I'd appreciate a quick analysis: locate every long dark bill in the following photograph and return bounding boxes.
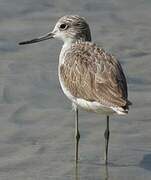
[19,32,54,45]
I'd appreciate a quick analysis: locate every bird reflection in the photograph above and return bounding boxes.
[104,165,109,180]
[75,163,80,180]
[74,163,109,180]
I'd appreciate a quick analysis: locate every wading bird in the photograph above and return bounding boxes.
[19,15,131,164]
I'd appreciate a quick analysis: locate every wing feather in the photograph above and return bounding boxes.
[60,42,130,108]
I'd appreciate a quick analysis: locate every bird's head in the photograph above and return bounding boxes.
[19,15,91,45]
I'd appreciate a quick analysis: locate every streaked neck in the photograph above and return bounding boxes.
[59,37,91,65]
[59,39,73,65]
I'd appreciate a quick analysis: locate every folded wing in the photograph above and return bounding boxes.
[60,42,130,109]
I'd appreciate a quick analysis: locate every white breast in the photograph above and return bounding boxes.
[58,42,76,101]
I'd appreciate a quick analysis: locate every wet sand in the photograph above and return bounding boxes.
[0,0,151,179]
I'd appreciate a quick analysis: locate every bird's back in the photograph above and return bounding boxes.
[59,41,131,114]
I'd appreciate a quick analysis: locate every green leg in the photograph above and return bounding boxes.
[75,107,80,163]
[104,115,110,164]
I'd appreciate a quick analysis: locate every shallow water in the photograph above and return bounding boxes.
[0,0,151,179]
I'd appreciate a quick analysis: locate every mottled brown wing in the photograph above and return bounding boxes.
[60,42,128,108]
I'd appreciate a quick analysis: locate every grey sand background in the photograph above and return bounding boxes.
[0,0,151,179]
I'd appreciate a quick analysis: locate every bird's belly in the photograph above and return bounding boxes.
[58,73,114,115]
[75,98,114,114]
[58,70,76,101]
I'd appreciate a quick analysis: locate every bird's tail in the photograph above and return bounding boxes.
[112,100,132,115]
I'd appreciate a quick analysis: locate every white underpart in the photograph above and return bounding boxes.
[59,40,73,65]
[58,75,124,115]
[58,41,126,115]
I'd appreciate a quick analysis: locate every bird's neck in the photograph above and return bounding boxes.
[59,38,88,65]
[63,39,74,49]
[59,40,73,65]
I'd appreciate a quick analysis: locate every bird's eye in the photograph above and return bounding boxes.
[59,24,68,30]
